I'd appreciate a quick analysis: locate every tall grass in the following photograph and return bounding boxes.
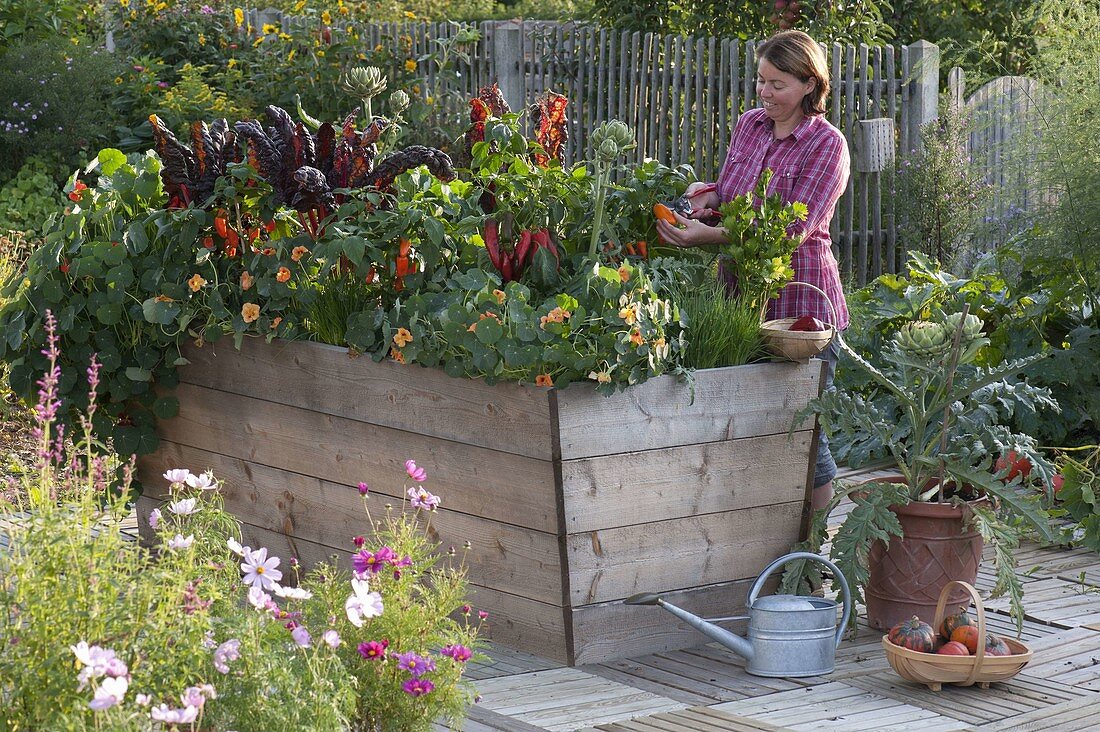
[304,271,381,345]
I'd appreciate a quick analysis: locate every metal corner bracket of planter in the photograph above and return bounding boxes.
[135,338,826,665]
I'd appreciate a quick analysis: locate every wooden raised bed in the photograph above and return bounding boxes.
[136,338,823,665]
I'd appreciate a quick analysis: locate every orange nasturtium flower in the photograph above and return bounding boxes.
[271,316,282,329]
[393,327,413,348]
[188,274,207,292]
[276,266,291,283]
[240,271,254,290]
[618,265,631,282]
[535,374,554,387]
[630,329,645,346]
[241,303,260,323]
[619,304,637,325]
[588,369,612,384]
[390,347,406,364]
[291,245,309,262]
[492,289,506,304]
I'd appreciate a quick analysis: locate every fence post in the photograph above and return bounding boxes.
[905,40,940,152]
[491,21,526,112]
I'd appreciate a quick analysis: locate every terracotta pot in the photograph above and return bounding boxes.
[862,476,985,631]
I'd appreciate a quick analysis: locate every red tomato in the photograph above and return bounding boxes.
[1052,474,1065,495]
[995,450,1032,482]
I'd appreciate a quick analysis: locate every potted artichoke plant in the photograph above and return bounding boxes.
[788,303,1059,631]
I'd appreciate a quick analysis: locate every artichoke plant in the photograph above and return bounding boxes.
[790,304,1060,626]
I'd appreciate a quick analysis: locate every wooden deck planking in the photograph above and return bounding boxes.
[971,694,1100,731]
[584,706,793,731]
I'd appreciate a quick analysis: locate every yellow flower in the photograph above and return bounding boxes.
[188,274,206,292]
[234,7,244,27]
[339,5,348,14]
[129,9,136,18]
[316,50,325,57]
[403,10,416,18]
[393,327,413,348]
[321,10,332,24]
[404,59,416,73]
[492,289,506,304]
[293,0,305,10]
[425,95,433,105]
[619,304,637,325]
[242,303,260,323]
[535,374,554,387]
[291,246,309,262]
[374,43,383,52]
[287,49,296,61]
[390,347,405,364]
[588,370,612,384]
[240,271,254,290]
[411,85,420,95]
[118,0,129,7]
[153,1,166,11]
[114,76,123,85]
[252,36,264,48]
[357,53,366,60]
[227,58,238,69]
[262,23,277,34]
[278,32,291,41]
[198,33,205,46]
[276,267,291,283]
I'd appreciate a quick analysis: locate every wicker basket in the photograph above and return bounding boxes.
[760,282,837,362]
[882,580,1032,691]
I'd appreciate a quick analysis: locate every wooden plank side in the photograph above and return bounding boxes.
[158,382,560,533]
[570,577,758,666]
[554,361,822,460]
[137,442,564,604]
[178,339,554,461]
[567,502,805,604]
[560,431,813,533]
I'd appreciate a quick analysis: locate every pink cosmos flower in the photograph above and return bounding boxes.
[240,547,282,590]
[181,684,216,709]
[163,468,191,485]
[274,584,312,600]
[213,639,241,673]
[358,481,370,495]
[185,472,216,490]
[227,537,251,558]
[148,508,161,530]
[247,586,273,611]
[323,630,341,649]
[405,459,427,482]
[357,639,388,660]
[353,546,395,575]
[440,644,473,662]
[407,485,440,511]
[402,678,435,696]
[478,610,489,620]
[291,626,311,647]
[135,693,152,706]
[395,651,435,677]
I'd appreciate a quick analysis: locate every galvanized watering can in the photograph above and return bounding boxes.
[625,552,851,678]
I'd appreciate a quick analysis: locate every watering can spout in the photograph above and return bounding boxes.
[637,597,755,662]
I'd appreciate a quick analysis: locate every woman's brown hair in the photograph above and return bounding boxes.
[757,30,830,116]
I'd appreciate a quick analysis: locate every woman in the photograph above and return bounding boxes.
[657,30,850,512]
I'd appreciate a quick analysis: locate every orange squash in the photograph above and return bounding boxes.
[985,634,1012,656]
[940,606,976,640]
[888,616,938,653]
[950,625,982,654]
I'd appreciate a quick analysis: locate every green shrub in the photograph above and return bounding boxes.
[0,158,65,237]
[0,37,125,182]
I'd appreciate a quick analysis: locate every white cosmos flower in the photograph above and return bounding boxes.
[185,472,216,490]
[240,547,282,590]
[88,675,129,711]
[163,469,192,485]
[273,584,312,600]
[227,537,251,558]
[345,578,384,627]
[167,534,194,551]
[247,586,272,610]
[167,498,198,516]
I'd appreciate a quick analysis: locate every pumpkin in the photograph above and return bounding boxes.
[888,616,938,653]
[985,634,1012,656]
[936,640,970,656]
[940,606,976,640]
[951,625,982,654]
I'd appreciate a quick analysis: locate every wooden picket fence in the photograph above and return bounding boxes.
[248,11,959,284]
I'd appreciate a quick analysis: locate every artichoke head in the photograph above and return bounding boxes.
[341,66,388,100]
[894,320,951,358]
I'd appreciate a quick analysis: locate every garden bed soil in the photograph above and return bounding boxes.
[136,338,824,665]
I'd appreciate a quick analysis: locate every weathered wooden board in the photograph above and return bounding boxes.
[972,694,1100,731]
[586,706,794,731]
[137,443,564,605]
[560,432,812,533]
[566,502,805,604]
[553,362,822,460]
[180,339,555,461]
[158,382,560,533]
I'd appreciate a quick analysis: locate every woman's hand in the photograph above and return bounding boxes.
[657,212,727,248]
[684,182,719,216]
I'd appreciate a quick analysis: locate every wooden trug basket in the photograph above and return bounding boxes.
[760,282,836,362]
[881,580,1032,691]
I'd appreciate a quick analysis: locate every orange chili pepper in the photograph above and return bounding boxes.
[214,216,229,238]
[637,240,648,259]
[653,203,678,225]
[248,228,260,244]
[624,242,637,256]
[263,219,276,233]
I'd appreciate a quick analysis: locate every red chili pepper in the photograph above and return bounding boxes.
[248,228,260,244]
[514,229,533,271]
[202,237,215,249]
[483,220,502,272]
[263,219,276,233]
[624,241,637,256]
[59,258,70,274]
[214,216,229,238]
[224,228,239,257]
[637,240,648,259]
[532,229,559,267]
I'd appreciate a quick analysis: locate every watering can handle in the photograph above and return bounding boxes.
[747,551,852,650]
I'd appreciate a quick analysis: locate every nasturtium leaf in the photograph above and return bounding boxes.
[126,222,149,254]
[423,216,444,246]
[474,317,503,344]
[97,148,127,176]
[125,367,152,382]
[142,297,180,325]
[96,302,123,325]
[152,396,179,419]
[114,425,160,456]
